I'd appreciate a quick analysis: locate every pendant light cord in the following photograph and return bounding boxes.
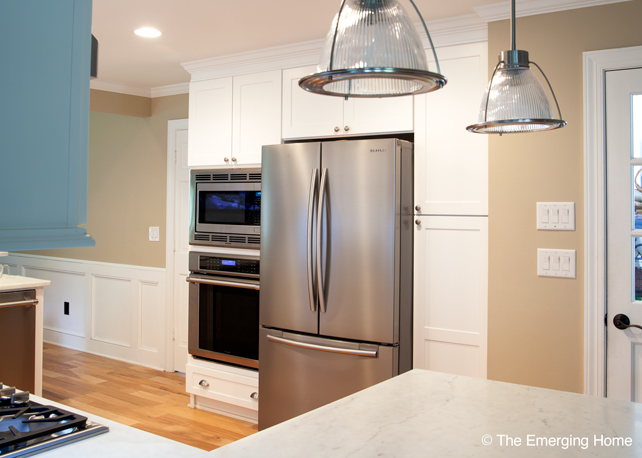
[511,0,516,51]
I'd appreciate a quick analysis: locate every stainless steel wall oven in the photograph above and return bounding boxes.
[187,251,259,370]
[189,168,261,249]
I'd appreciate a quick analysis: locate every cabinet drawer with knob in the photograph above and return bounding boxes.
[186,362,259,411]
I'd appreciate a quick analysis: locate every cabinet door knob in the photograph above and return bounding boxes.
[199,379,210,388]
[334,126,340,132]
[344,126,350,131]
[415,205,421,212]
[231,157,237,163]
[250,391,259,400]
[224,157,230,163]
[415,219,421,226]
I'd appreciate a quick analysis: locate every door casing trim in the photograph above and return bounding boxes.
[584,45,642,397]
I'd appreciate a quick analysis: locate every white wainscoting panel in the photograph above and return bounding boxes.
[23,266,86,338]
[5,254,168,370]
[91,275,132,347]
[140,281,160,352]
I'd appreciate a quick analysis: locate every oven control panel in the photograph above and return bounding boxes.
[193,253,260,277]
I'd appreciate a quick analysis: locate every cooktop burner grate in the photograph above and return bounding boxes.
[0,385,108,457]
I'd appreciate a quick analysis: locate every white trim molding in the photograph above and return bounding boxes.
[90,79,152,97]
[583,45,642,397]
[475,0,631,22]
[151,83,190,98]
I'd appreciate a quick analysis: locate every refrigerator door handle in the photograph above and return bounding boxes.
[316,167,328,313]
[266,334,378,358]
[307,168,318,312]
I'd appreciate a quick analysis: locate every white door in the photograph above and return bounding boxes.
[606,67,642,401]
[172,125,190,373]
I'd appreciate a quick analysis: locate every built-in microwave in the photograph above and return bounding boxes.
[189,168,261,248]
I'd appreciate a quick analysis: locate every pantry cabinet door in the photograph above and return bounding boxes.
[188,77,233,167]
[413,215,488,379]
[232,70,282,165]
[282,65,343,139]
[414,42,488,216]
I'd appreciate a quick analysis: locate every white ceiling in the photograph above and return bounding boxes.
[90,0,628,92]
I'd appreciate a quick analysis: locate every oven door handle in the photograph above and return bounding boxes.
[186,276,260,290]
[267,334,378,358]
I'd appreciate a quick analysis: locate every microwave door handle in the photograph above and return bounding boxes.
[307,168,318,312]
[316,168,328,314]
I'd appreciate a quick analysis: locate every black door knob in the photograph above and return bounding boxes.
[613,313,642,331]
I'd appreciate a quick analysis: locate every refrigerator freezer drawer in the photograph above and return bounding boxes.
[258,328,397,430]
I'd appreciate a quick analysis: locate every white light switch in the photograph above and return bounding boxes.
[537,203,575,230]
[149,226,160,242]
[538,249,576,278]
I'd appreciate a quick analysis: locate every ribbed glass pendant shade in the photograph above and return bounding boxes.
[467,0,566,134]
[299,0,446,98]
[470,64,565,134]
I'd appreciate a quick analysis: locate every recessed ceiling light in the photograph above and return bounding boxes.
[134,27,162,38]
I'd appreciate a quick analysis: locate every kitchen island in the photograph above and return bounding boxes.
[210,369,642,457]
[0,273,50,396]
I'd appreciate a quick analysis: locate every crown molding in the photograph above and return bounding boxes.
[182,14,489,82]
[151,83,190,98]
[90,79,152,97]
[474,0,631,22]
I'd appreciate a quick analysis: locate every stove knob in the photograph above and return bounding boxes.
[11,391,30,405]
[199,379,210,388]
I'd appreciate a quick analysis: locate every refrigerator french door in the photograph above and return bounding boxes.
[259,139,413,430]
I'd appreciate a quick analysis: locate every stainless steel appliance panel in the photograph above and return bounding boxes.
[258,327,396,430]
[0,290,36,393]
[260,142,321,334]
[318,139,399,344]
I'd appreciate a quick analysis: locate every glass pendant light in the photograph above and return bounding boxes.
[466,0,566,134]
[299,0,447,98]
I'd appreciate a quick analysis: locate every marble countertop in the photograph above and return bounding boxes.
[27,395,207,458]
[211,369,642,457]
[0,274,51,292]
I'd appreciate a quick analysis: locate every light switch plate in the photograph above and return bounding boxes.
[149,227,160,242]
[537,202,575,230]
[538,249,576,278]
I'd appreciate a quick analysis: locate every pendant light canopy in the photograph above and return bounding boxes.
[299,0,447,98]
[466,0,566,134]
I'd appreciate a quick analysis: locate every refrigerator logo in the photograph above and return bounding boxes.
[370,148,387,152]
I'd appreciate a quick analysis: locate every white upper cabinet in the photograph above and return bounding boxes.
[414,42,489,216]
[282,65,413,140]
[188,70,282,167]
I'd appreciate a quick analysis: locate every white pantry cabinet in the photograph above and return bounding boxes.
[188,70,282,167]
[414,42,489,216]
[413,215,488,379]
[282,65,413,139]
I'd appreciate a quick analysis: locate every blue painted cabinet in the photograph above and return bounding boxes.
[0,0,95,251]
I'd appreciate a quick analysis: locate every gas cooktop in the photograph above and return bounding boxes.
[0,384,109,457]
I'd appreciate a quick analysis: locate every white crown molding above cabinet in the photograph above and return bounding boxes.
[474,0,631,22]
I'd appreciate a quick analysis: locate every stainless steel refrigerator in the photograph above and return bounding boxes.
[259,138,413,430]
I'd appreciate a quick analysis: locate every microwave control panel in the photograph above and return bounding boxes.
[197,255,260,277]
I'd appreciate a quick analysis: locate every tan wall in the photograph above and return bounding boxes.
[487,0,642,393]
[90,89,151,117]
[29,92,189,268]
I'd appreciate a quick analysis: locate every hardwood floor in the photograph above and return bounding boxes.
[42,343,258,451]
